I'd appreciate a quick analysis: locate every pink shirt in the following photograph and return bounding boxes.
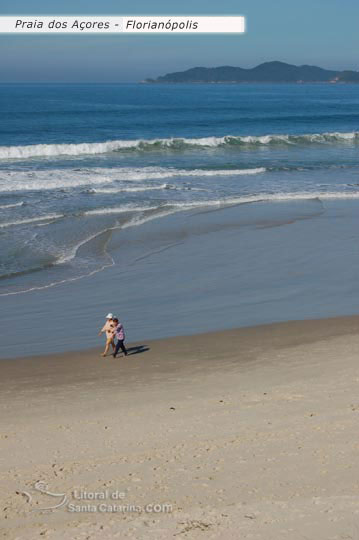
[114,323,125,341]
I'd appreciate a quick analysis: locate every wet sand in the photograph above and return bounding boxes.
[2,315,359,539]
[3,198,359,360]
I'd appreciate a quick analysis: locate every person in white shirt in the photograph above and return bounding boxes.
[98,313,115,357]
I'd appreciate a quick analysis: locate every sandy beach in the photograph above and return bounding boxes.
[2,15,359,540]
[2,315,359,539]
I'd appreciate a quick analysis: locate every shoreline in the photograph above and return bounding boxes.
[3,196,359,360]
[2,313,359,364]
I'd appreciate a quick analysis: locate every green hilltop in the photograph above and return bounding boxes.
[145,61,359,83]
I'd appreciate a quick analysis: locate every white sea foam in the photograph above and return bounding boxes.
[83,205,158,216]
[91,184,208,194]
[179,167,266,176]
[0,167,266,192]
[2,190,357,230]
[0,131,357,160]
[90,183,171,194]
[121,209,178,229]
[0,201,25,209]
[0,213,63,228]
[2,189,359,297]
[84,191,359,218]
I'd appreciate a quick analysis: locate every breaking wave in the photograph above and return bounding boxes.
[0,201,25,209]
[0,131,358,159]
[0,167,266,192]
[0,213,63,229]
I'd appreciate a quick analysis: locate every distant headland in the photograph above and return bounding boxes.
[144,61,359,84]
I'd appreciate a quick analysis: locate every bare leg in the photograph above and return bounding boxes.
[102,338,112,357]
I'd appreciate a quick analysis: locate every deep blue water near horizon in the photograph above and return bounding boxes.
[1,83,359,357]
[2,82,359,146]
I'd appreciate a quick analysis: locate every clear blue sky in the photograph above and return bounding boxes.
[0,0,358,82]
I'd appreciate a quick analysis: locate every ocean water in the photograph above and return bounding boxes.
[1,83,359,357]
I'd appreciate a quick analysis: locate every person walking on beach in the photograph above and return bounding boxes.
[98,313,115,357]
[112,318,128,358]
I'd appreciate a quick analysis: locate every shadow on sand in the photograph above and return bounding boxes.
[127,345,150,356]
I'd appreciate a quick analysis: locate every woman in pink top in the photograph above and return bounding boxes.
[112,318,128,358]
[98,313,115,357]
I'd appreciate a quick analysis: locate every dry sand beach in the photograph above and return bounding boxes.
[2,315,359,539]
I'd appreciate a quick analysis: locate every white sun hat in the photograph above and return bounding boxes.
[105,313,114,319]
